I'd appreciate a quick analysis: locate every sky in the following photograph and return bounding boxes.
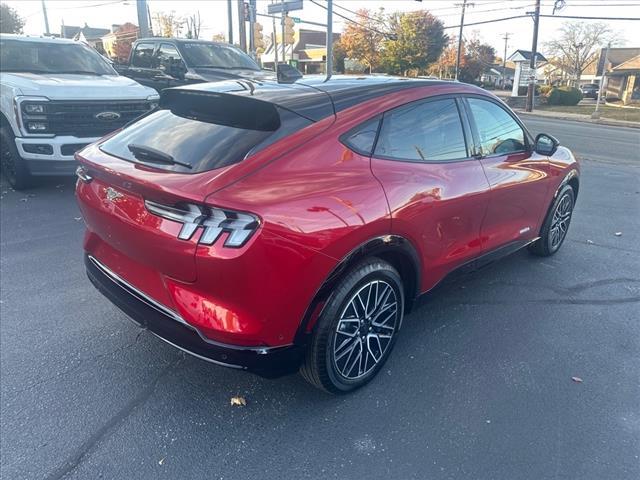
[5,0,640,58]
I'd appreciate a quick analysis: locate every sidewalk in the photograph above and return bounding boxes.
[513,108,640,129]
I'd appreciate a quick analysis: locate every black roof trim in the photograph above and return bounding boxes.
[298,75,451,113]
[169,75,455,124]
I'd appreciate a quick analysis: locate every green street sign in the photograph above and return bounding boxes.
[292,17,301,23]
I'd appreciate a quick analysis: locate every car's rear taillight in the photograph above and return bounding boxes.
[145,200,259,248]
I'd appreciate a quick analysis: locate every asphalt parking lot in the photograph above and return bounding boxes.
[1,118,639,480]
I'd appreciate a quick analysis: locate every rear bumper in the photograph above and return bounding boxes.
[85,254,305,378]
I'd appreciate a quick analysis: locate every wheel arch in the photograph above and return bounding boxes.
[294,235,421,344]
[0,107,19,137]
[558,169,579,200]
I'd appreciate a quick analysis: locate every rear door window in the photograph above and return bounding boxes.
[131,42,157,68]
[374,98,469,162]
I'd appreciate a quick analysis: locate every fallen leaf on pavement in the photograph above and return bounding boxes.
[571,376,583,383]
[230,396,247,406]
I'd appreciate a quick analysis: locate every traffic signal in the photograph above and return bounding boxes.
[284,15,295,45]
[243,2,250,21]
[254,22,264,51]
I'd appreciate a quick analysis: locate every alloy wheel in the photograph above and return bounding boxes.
[332,280,399,380]
[549,192,573,250]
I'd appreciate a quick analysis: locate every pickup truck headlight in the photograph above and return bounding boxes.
[24,103,47,114]
[147,94,160,110]
[27,122,48,132]
[144,200,260,248]
[18,98,50,134]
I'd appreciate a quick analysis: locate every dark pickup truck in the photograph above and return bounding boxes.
[116,38,287,91]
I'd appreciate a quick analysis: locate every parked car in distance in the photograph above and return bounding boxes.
[580,83,599,98]
[116,38,298,92]
[0,34,158,189]
[76,76,580,394]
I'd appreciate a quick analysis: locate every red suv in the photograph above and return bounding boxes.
[76,77,579,393]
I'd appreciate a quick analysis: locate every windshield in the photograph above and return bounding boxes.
[0,39,116,75]
[178,42,260,70]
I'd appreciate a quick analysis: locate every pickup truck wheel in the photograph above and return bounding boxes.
[300,258,404,394]
[1,127,33,190]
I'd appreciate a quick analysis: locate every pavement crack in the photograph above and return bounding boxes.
[43,355,184,480]
[6,334,146,400]
[568,239,640,254]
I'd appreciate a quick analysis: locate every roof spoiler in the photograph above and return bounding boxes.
[160,89,281,132]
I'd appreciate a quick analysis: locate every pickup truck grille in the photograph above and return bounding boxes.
[46,100,152,137]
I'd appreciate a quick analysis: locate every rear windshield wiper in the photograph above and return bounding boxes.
[127,144,192,169]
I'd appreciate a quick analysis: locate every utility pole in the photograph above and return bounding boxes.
[592,43,610,119]
[501,32,511,89]
[249,0,256,57]
[326,0,333,79]
[525,0,541,112]
[227,0,234,44]
[41,0,50,35]
[272,15,279,69]
[281,0,286,64]
[454,0,473,81]
[136,0,149,38]
[237,0,247,51]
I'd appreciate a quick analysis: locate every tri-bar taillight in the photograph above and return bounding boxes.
[144,200,259,248]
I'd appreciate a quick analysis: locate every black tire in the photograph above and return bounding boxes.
[529,184,575,257]
[1,126,33,190]
[300,257,405,394]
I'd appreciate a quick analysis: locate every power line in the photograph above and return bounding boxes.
[331,1,388,26]
[309,0,394,39]
[540,14,640,19]
[444,14,528,29]
[443,12,640,29]
[45,0,127,10]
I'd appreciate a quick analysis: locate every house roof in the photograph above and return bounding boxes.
[597,47,640,75]
[61,25,110,40]
[609,54,640,75]
[483,64,515,76]
[507,50,547,63]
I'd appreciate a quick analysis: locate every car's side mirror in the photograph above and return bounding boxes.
[168,60,187,79]
[534,133,560,156]
[277,63,303,84]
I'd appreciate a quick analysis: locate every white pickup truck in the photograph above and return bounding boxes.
[0,34,159,189]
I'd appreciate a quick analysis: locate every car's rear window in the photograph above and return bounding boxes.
[99,105,311,173]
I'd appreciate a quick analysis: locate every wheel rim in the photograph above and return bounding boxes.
[549,193,573,250]
[332,280,399,380]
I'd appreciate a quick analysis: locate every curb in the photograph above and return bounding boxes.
[514,110,640,129]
